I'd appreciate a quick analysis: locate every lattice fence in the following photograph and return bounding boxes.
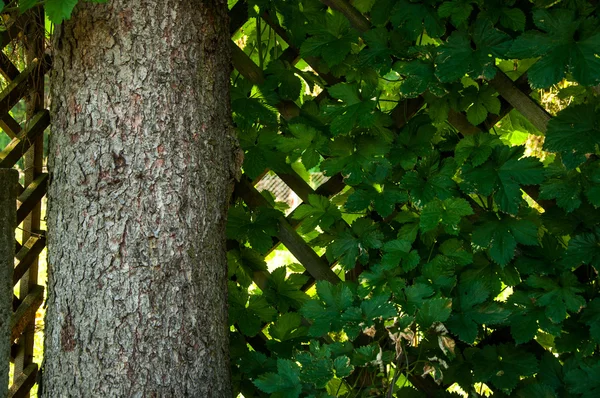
[0,6,48,397]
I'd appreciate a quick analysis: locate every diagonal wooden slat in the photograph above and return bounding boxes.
[0,113,23,139]
[0,110,49,168]
[16,173,48,225]
[7,364,37,398]
[13,235,46,286]
[490,70,552,133]
[0,51,21,81]
[235,177,342,285]
[10,285,44,342]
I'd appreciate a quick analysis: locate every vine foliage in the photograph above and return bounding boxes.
[226,0,600,396]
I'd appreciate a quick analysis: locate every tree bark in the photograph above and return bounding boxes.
[43,1,234,396]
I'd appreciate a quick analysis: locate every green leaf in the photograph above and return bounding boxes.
[300,11,357,67]
[17,0,38,14]
[279,124,328,170]
[254,359,303,397]
[333,356,354,378]
[45,0,78,23]
[526,273,585,323]
[390,0,445,40]
[265,267,310,312]
[328,218,383,269]
[269,312,308,341]
[401,154,457,207]
[394,60,436,98]
[322,135,391,185]
[301,281,356,337]
[416,297,452,329]
[455,133,502,166]
[461,145,544,214]
[581,298,600,344]
[544,104,600,168]
[499,7,526,32]
[381,239,420,272]
[264,61,302,101]
[359,27,393,72]
[293,194,342,233]
[230,284,277,336]
[461,85,502,126]
[564,228,600,270]
[438,0,473,27]
[565,361,600,398]
[436,19,512,82]
[419,197,473,235]
[472,215,539,266]
[447,281,509,343]
[226,205,281,254]
[390,114,436,170]
[325,83,378,135]
[509,9,600,88]
[471,344,538,393]
[345,185,408,218]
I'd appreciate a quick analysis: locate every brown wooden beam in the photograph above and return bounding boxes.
[16,173,48,225]
[10,285,43,342]
[0,110,49,168]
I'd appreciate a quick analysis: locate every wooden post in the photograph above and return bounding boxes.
[0,168,18,398]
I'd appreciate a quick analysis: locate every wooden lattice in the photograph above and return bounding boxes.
[0,7,49,398]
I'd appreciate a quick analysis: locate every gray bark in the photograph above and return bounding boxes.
[43,1,235,396]
[0,169,17,398]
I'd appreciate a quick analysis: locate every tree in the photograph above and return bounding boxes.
[42,0,236,395]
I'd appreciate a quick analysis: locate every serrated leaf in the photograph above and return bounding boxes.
[438,0,473,27]
[581,298,600,343]
[455,133,502,166]
[328,218,383,269]
[390,0,445,40]
[461,145,544,214]
[293,194,342,233]
[472,215,539,266]
[544,104,600,168]
[420,197,473,235]
[526,273,585,323]
[301,281,356,337]
[45,0,78,23]
[564,228,600,269]
[265,267,310,312]
[509,9,600,88]
[394,59,436,98]
[333,356,354,378]
[269,312,308,341]
[401,155,458,207]
[300,11,357,67]
[416,297,452,329]
[436,19,512,82]
[472,344,538,393]
[565,361,600,398]
[254,359,302,397]
[447,281,509,343]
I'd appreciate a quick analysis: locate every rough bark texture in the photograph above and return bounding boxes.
[43,1,234,396]
[0,169,17,398]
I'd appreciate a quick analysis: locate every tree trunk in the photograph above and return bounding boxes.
[43,1,235,396]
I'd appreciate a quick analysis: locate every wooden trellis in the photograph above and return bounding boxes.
[0,0,563,396]
[0,7,49,398]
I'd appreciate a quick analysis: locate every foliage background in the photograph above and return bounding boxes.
[223,0,600,397]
